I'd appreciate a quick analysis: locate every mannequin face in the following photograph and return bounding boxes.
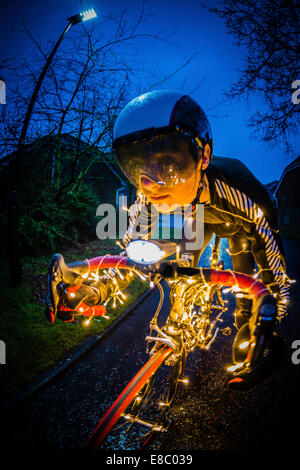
[139,144,211,213]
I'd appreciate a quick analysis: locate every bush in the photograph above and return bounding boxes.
[18,184,98,255]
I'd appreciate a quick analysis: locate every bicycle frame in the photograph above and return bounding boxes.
[145,237,228,363]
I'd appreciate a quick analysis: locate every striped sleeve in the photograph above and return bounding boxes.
[215,179,291,320]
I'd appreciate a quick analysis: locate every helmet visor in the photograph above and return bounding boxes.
[114,134,198,188]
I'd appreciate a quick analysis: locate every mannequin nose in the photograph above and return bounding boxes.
[140,175,160,191]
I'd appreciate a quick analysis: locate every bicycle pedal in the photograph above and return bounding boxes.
[123,414,166,432]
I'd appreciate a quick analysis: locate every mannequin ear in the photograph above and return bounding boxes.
[196,143,211,172]
[202,144,211,169]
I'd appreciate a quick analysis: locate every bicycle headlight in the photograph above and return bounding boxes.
[125,240,176,264]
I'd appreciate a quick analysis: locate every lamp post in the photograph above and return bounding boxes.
[8,9,97,285]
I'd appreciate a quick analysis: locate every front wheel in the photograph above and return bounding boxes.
[84,345,185,450]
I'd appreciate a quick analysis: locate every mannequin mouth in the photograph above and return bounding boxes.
[147,194,169,202]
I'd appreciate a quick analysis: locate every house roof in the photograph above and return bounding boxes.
[0,133,128,184]
[274,155,300,197]
[264,180,279,193]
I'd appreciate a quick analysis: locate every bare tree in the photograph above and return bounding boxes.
[207,0,299,148]
[0,2,204,281]
[1,2,200,198]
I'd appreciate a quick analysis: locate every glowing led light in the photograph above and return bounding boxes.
[236,293,249,298]
[232,285,241,292]
[223,287,231,294]
[227,362,244,372]
[239,341,249,350]
[150,281,155,288]
[116,269,124,280]
[69,292,75,298]
[84,319,90,326]
[116,241,124,249]
[153,425,163,432]
[135,271,147,281]
[180,378,189,384]
[79,307,84,312]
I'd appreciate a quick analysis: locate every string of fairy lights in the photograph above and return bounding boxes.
[69,235,295,333]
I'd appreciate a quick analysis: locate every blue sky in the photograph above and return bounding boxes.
[2,0,299,183]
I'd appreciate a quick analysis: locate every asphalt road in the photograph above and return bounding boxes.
[1,236,300,450]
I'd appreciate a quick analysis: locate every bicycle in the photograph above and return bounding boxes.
[47,235,280,450]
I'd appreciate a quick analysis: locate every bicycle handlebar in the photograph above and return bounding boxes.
[50,253,272,301]
[77,254,270,300]
[46,253,276,324]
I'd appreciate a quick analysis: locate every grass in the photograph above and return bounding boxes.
[0,240,148,400]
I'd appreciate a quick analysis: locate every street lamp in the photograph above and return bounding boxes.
[68,8,98,25]
[8,9,98,285]
[18,8,98,151]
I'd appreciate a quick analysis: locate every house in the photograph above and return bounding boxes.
[0,133,135,207]
[264,180,279,200]
[273,156,300,228]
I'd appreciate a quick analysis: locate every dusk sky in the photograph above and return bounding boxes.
[2,0,299,184]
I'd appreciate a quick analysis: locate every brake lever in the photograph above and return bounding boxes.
[45,253,82,322]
